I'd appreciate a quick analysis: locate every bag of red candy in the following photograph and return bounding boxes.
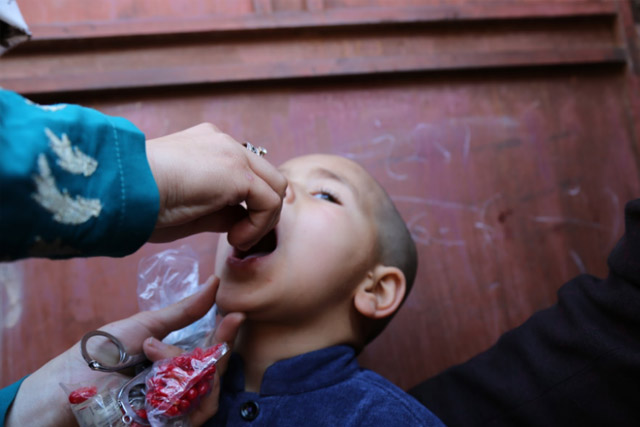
[145,342,229,426]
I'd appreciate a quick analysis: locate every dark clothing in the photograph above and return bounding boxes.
[410,199,640,426]
[207,345,444,426]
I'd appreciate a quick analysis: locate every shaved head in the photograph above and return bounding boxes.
[373,186,418,298]
[363,178,418,344]
[325,156,417,344]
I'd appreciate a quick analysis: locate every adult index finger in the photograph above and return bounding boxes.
[227,173,283,251]
[244,149,288,205]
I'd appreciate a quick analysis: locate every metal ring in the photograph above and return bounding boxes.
[244,142,268,157]
[81,330,128,372]
[80,330,146,372]
[118,370,151,426]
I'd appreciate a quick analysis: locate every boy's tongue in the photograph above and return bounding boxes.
[235,229,277,260]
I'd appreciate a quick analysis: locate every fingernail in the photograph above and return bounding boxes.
[145,337,169,350]
[197,275,217,293]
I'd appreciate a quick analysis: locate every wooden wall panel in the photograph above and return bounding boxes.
[1,0,639,393]
[16,1,619,41]
[1,17,625,94]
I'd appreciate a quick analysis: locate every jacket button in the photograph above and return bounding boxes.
[240,400,259,421]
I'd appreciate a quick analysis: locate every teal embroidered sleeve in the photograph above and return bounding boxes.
[0,89,160,259]
[0,376,26,426]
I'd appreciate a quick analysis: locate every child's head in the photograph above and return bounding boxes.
[214,154,416,350]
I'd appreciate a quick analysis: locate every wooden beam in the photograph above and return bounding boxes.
[27,2,617,42]
[2,1,624,95]
[2,47,625,95]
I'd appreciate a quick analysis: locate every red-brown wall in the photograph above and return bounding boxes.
[1,0,639,391]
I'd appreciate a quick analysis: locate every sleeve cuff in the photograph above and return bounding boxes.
[0,376,28,425]
[98,115,160,257]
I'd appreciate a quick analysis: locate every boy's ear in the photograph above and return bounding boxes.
[354,265,406,319]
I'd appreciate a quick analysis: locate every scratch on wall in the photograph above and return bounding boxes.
[569,249,587,274]
[0,263,23,330]
[604,186,622,247]
[0,262,24,374]
[531,216,606,230]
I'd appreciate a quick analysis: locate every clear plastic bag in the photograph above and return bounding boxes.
[137,245,218,349]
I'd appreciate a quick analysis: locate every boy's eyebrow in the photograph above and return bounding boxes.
[310,167,360,199]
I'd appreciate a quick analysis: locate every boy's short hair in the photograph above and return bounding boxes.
[361,180,418,345]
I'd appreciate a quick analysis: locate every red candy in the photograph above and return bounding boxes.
[178,398,191,412]
[68,386,97,404]
[145,343,226,418]
[130,408,148,427]
[135,408,148,420]
[196,380,211,396]
[185,388,199,401]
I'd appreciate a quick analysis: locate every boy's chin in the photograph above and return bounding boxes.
[215,294,234,315]
[215,282,248,312]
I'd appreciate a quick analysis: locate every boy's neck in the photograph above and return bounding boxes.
[234,317,356,393]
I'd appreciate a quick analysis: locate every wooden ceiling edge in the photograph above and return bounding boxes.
[2,47,627,97]
[26,2,618,42]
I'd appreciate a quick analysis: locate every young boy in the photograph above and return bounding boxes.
[207,154,444,426]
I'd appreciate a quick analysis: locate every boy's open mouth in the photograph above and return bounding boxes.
[233,228,278,260]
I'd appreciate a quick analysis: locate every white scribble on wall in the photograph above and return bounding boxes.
[0,263,23,330]
[341,116,520,182]
[394,193,506,248]
[569,250,587,274]
[605,187,622,247]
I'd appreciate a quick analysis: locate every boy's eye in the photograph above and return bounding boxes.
[313,191,340,204]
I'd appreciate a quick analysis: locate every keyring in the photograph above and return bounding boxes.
[118,369,151,426]
[80,330,147,372]
[81,330,151,425]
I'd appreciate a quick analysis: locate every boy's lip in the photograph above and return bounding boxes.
[225,251,273,269]
[227,227,279,268]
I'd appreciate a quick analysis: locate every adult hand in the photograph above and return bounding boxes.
[5,276,244,427]
[146,123,287,251]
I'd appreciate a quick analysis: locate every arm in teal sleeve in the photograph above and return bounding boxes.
[0,376,27,427]
[0,89,160,259]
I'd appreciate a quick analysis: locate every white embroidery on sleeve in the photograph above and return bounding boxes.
[44,127,98,176]
[31,154,102,224]
[24,98,67,112]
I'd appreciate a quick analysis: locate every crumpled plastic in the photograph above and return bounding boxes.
[137,245,218,349]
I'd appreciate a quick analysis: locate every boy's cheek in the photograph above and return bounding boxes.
[214,236,231,271]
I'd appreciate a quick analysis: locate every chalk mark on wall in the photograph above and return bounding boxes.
[395,193,506,248]
[530,216,606,230]
[462,123,471,162]
[341,116,520,182]
[569,249,587,274]
[0,263,23,330]
[407,211,467,247]
[341,115,617,260]
[605,186,622,247]
[475,193,503,245]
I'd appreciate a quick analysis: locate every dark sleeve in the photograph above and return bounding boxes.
[0,89,159,259]
[409,199,640,427]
